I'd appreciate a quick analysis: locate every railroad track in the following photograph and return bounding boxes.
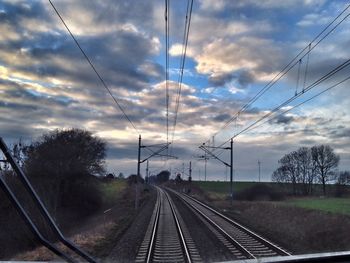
[168,188,291,261]
[136,187,201,263]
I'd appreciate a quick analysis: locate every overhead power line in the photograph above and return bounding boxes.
[216,58,350,149]
[207,3,350,142]
[49,0,139,133]
[165,0,170,146]
[242,75,350,136]
[171,0,194,146]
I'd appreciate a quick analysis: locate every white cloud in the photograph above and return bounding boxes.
[193,37,281,82]
[199,0,326,11]
[297,12,333,27]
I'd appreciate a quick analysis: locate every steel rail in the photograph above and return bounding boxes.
[146,189,161,263]
[183,192,290,256]
[139,186,193,262]
[168,188,254,259]
[163,189,192,263]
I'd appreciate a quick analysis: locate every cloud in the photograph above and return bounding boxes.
[193,37,282,85]
[199,0,326,11]
[270,114,295,125]
[1,0,349,179]
[297,12,333,27]
[213,113,232,122]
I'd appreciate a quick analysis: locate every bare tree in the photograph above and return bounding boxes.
[275,151,299,195]
[311,145,339,195]
[272,145,338,196]
[295,147,315,195]
[337,171,350,185]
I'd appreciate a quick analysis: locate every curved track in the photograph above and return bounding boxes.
[136,187,201,263]
[168,188,291,260]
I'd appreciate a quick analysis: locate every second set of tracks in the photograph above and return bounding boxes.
[136,186,291,262]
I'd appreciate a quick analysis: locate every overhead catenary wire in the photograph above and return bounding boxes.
[302,44,311,92]
[216,57,350,148]
[243,75,350,136]
[207,5,350,157]
[213,68,350,159]
[165,0,170,146]
[171,0,194,147]
[295,59,302,96]
[49,0,139,134]
[207,3,350,142]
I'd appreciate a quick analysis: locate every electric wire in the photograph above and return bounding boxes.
[302,44,311,92]
[165,0,170,146]
[214,71,350,159]
[242,75,350,136]
[295,59,302,96]
[207,3,350,142]
[215,58,350,149]
[206,5,350,157]
[171,0,194,147]
[49,0,139,133]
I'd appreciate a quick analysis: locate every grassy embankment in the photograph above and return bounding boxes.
[193,181,258,197]
[194,181,350,215]
[11,178,129,261]
[288,198,350,216]
[100,179,127,206]
[192,181,350,253]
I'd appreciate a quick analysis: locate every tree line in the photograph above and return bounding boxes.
[271,145,349,196]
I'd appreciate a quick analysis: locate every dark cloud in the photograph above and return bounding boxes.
[299,139,317,145]
[208,70,255,88]
[235,70,255,87]
[0,1,51,27]
[208,73,233,87]
[107,145,138,160]
[213,113,231,122]
[0,0,163,96]
[107,141,192,161]
[329,128,350,139]
[4,30,160,92]
[270,114,294,125]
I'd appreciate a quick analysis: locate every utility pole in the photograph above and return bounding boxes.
[182,162,185,177]
[199,141,233,204]
[230,138,233,205]
[135,137,176,209]
[204,153,207,181]
[258,160,261,183]
[189,161,192,182]
[135,135,141,209]
[146,160,149,184]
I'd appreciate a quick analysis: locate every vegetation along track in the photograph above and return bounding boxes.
[168,188,291,260]
[136,186,201,263]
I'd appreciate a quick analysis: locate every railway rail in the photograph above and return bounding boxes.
[167,188,291,260]
[136,187,201,263]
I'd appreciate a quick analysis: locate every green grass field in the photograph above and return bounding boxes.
[193,181,263,199]
[287,198,350,216]
[194,180,350,216]
[100,179,127,205]
[194,181,258,194]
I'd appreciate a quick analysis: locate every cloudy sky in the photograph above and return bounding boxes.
[1,0,350,181]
